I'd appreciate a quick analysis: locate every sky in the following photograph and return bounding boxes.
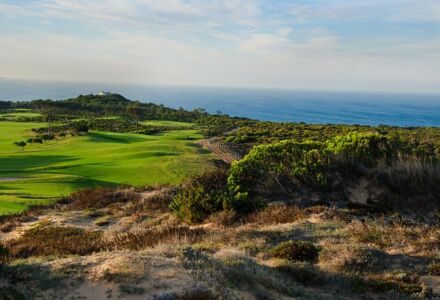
[0,0,440,93]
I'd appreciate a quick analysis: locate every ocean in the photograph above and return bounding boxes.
[1,79,439,127]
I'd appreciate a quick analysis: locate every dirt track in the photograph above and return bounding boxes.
[199,139,236,164]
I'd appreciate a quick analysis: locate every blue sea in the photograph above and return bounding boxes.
[1,79,439,127]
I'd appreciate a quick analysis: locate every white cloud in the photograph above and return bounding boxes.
[0,0,439,93]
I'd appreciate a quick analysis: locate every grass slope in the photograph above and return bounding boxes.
[141,120,195,127]
[0,121,213,215]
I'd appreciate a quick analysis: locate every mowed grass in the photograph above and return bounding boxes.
[0,121,213,215]
[141,120,195,127]
[0,109,41,120]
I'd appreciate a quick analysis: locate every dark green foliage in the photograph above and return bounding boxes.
[21,93,210,123]
[26,137,43,144]
[222,121,440,160]
[326,131,397,165]
[271,240,321,262]
[6,225,104,258]
[170,168,230,223]
[227,140,330,205]
[72,120,89,134]
[34,118,172,136]
[41,133,55,141]
[13,141,26,150]
[226,132,439,211]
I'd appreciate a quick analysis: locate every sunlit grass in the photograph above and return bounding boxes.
[0,120,213,214]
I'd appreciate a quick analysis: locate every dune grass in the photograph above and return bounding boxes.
[0,121,213,215]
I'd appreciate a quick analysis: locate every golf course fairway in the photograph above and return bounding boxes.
[0,121,213,215]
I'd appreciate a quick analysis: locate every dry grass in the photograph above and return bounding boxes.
[360,272,429,297]
[427,261,440,275]
[243,205,306,226]
[121,188,177,219]
[181,248,302,299]
[319,243,384,274]
[63,187,139,210]
[152,284,218,300]
[110,220,206,250]
[347,219,440,252]
[377,158,440,196]
[90,255,149,283]
[5,225,104,258]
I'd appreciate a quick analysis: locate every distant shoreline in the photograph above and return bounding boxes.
[1,79,439,127]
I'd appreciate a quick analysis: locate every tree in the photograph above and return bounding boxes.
[127,102,143,133]
[72,121,89,134]
[37,103,56,134]
[14,141,26,151]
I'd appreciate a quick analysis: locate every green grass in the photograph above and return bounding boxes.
[0,110,41,120]
[0,121,213,215]
[141,120,195,128]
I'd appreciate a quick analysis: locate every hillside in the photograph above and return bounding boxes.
[1,94,440,299]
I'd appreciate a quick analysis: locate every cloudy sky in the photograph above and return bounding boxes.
[1,0,440,93]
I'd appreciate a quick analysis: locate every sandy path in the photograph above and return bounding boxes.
[199,139,236,164]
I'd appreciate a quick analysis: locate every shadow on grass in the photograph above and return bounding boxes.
[0,262,65,299]
[87,132,146,144]
[0,155,78,172]
[186,142,211,154]
[182,247,430,299]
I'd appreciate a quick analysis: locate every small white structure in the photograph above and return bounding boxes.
[97,91,111,96]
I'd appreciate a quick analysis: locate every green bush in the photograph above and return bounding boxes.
[326,132,394,165]
[227,140,329,208]
[271,240,320,262]
[170,168,230,223]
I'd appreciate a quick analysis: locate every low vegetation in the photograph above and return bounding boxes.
[1,93,440,298]
[6,225,104,258]
[271,240,321,262]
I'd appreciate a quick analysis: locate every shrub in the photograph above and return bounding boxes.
[170,168,230,223]
[6,225,104,258]
[41,133,55,141]
[13,141,26,150]
[72,120,89,134]
[271,240,320,262]
[326,132,394,165]
[227,140,328,211]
